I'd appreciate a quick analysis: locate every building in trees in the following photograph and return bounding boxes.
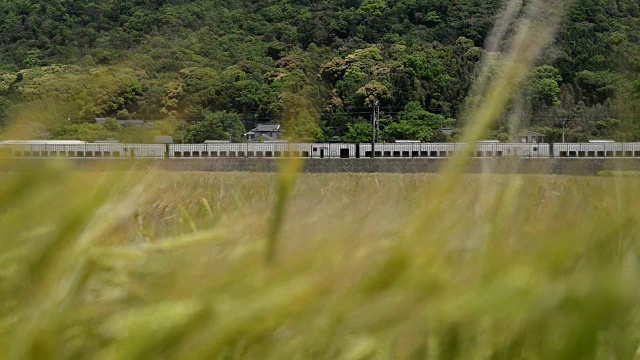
[245,123,285,142]
[514,131,545,143]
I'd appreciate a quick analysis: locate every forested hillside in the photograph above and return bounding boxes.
[0,0,639,142]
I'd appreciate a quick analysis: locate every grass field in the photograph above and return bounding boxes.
[2,161,640,359]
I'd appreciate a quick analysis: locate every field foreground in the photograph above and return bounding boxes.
[1,165,640,359]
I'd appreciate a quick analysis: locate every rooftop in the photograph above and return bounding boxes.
[251,123,283,132]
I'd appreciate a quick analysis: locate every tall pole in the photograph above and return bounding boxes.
[371,103,376,158]
[376,102,380,142]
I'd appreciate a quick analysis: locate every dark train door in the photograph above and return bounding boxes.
[320,148,324,158]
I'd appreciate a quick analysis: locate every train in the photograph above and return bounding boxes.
[1,140,640,159]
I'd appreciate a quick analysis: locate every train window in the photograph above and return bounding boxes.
[247,151,255,157]
[440,151,448,157]
[497,151,503,157]
[174,152,181,157]
[597,151,605,157]
[293,151,300,157]
[274,151,282,157]
[104,151,111,157]
[625,151,633,157]
[412,151,419,157]
[257,151,264,157]
[114,152,121,157]
[95,152,103,157]
[430,151,438,157]
[475,151,483,157]
[67,151,75,157]
[588,151,595,157]
[238,151,245,157]
[402,151,410,157]
[312,147,318,152]
[283,151,291,157]
[229,151,237,157]
[420,151,429,157]
[578,151,586,157]
[375,151,382,157]
[393,151,401,157]
[192,152,200,157]
[302,151,310,157]
[202,151,209,157]
[211,152,218,157]
[384,151,391,157]
[14,151,22,157]
[606,151,614,157]
[365,151,372,157]
[616,151,623,157]
[569,151,577,157]
[487,152,494,157]
[76,151,84,157]
[219,151,227,157]
[265,151,272,157]
[635,151,640,157]
[85,151,92,157]
[183,151,190,157]
[533,147,538,152]
[50,151,58,157]
[559,151,567,157]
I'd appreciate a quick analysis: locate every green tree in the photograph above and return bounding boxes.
[103,118,121,132]
[355,81,393,107]
[529,66,563,107]
[381,121,434,143]
[343,122,373,143]
[279,93,322,142]
[185,111,244,143]
[359,0,387,16]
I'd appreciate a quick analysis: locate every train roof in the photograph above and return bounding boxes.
[0,140,87,145]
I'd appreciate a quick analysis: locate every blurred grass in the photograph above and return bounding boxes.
[5,1,638,358]
[2,161,640,359]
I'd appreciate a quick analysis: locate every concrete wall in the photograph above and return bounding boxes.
[7,158,640,176]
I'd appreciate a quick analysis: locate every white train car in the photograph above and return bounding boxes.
[359,143,460,158]
[308,143,355,158]
[0,140,87,157]
[169,142,355,158]
[553,143,640,158]
[477,143,550,158]
[121,144,166,158]
[358,143,549,158]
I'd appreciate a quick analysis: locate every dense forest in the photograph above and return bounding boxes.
[0,0,639,143]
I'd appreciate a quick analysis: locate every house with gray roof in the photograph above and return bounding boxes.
[244,123,285,142]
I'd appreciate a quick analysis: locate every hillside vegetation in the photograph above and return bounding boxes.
[0,0,639,142]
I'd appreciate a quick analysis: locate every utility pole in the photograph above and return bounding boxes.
[371,101,379,158]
